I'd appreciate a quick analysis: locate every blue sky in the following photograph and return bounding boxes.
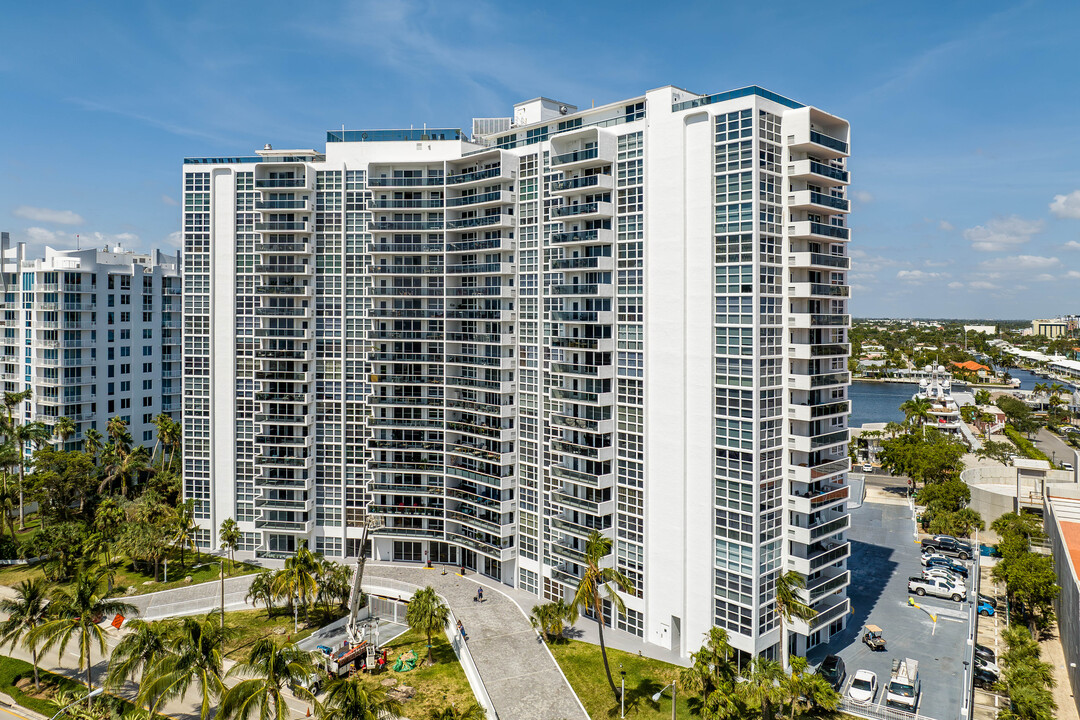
[1,0,1078,319]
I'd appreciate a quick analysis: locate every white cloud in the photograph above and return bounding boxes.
[979,255,1060,270]
[161,194,179,207]
[968,280,998,290]
[25,227,75,246]
[13,206,84,225]
[939,220,955,232]
[1064,240,1080,251]
[1050,190,1080,219]
[924,259,951,268]
[164,231,182,247]
[963,216,1044,252]
[853,190,874,204]
[1035,274,1056,282]
[896,270,948,284]
[947,281,964,290]
[1067,270,1080,280]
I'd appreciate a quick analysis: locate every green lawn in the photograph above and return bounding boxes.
[222,606,337,661]
[0,547,260,597]
[222,612,476,718]
[549,639,692,719]
[0,654,148,718]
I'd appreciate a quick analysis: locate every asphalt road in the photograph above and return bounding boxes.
[1031,428,1080,469]
[808,499,974,720]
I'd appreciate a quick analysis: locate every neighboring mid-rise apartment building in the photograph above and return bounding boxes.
[0,233,182,450]
[182,85,852,661]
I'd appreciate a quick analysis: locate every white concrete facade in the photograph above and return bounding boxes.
[0,232,181,452]
[182,85,851,660]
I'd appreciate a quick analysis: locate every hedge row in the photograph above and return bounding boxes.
[1004,426,1051,463]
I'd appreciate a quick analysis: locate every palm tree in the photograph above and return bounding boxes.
[173,499,199,569]
[316,674,405,720]
[31,572,138,704]
[774,571,816,670]
[245,570,278,619]
[53,416,76,448]
[7,420,49,528]
[150,413,170,467]
[2,389,31,430]
[529,599,575,643]
[571,530,633,701]
[0,441,17,494]
[157,416,182,472]
[106,416,132,454]
[219,517,241,576]
[140,614,233,720]
[681,627,739,719]
[899,397,933,434]
[219,639,317,720]
[884,421,905,439]
[83,428,104,460]
[272,542,318,630]
[105,618,170,694]
[0,579,50,690]
[1033,382,1049,398]
[975,389,992,406]
[405,586,450,666]
[314,560,350,615]
[101,444,148,497]
[738,657,785,720]
[427,704,487,720]
[783,656,838,720]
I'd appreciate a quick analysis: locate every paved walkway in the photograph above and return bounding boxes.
[363,563,588,720]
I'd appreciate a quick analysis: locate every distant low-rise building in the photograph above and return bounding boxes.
[963,325,997,335]
[1033,318,1073,338]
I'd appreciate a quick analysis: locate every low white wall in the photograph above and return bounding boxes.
[961,465,1075,525]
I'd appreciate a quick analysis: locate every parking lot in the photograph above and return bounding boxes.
[808,499,975,720]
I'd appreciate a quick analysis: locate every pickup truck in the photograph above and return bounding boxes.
[920,535,974,559]
[908,576,964,601]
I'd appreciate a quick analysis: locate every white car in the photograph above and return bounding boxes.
[848,669,877,704]
[975,655,1000,676]
[920,552,950,566]
[923,567,964,585]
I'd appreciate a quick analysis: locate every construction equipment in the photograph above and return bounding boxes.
[345,515,384,645]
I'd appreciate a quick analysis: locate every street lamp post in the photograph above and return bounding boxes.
[651,682,676,720]
[51,687,102,718]
[620,668,626,718]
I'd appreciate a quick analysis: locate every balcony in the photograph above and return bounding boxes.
[787,343,850,360]
[788,596,850,635]
[255,306,311,317]
[445,166,506,185]
[445,262,503,274]
[368,220,443,232]
[788,370,850,392]
[255,221,310,232]
[787,159,849,185]
[446,237,510,253]
[788,313,850,330]
[255,199,310,210]
[805,569,851,605]
[787,541,850,575]
[254,496,315,512]
[788,400,850,422]
[550,310,614,324]
[550,362,612,378]
[551,147,601,168]
[550,228,613,245]
[789,221,850,243]
[551,202,613,220]
[254,517,314,533]
[550,283,611,296]
[550,256,613,271]
[255,178,310,189]
[368,176,444,187]
[254,264,313,275]
[368,198,444,209]
[254,391,313,403]
[788,129,849,159]
[788,283,849,299]
[789,428,849,453]
[788,252,850,271]
[445,190,513,208]
[788,513,850,545]
[789,483,849,515]
[254,454,314,469]
[255,284,313,296]
[788,190,849,213]
[550,174,614,195]
[445,214,511,230]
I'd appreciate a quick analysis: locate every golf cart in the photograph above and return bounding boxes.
[862,624,886,651]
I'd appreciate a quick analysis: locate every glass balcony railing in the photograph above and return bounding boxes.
[551,175,603,192]
[808,161,848,182]
[810,130,848,154]
[552,147,599,166]
[808,192,849,211]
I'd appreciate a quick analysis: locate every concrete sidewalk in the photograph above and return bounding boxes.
[364,563,589,720]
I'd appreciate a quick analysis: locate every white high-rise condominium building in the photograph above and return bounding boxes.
[183,85,851,660]
[0,233,181,450]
